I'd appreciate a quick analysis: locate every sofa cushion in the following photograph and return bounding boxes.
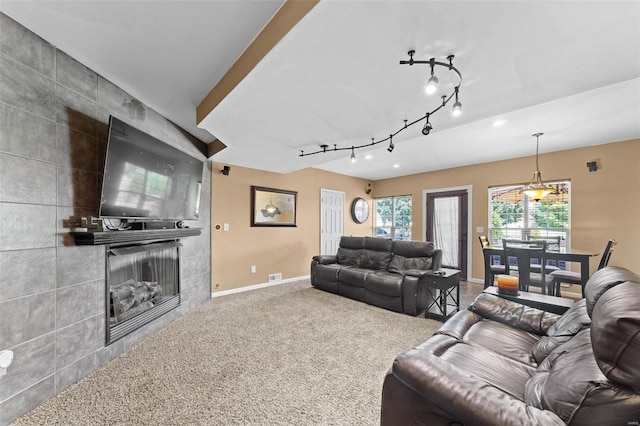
[388,241,436,273]
[531,299,591,363]
[339,235,365,249]
[365,271,403,296]
[364,236,393,251]
[590,281,640,392]
[339,267,369,288]
[525,329,640,425]
[360,237,393,270]
[401,334,536,400]
[462,320,540,366]
[336,236,365,267]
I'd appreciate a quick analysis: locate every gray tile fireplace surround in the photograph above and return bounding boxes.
[0,13,212,425]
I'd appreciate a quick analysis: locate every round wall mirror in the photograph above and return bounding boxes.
[351,198,369,224]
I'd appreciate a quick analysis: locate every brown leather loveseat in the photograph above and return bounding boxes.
[381,266,640,425]
[311,236,442,316]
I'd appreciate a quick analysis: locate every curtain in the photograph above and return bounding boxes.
[433,197,459,268]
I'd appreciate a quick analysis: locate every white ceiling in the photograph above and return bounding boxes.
[3,1,640,181]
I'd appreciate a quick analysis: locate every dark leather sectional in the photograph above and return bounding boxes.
[381,266,640,425]
[311,236,442,315]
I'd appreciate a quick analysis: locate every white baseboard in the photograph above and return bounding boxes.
[211,275,311,298]
[466,277,484,284]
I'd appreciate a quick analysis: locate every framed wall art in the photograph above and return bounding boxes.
[251,186,297,227]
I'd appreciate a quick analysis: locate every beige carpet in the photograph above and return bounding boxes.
[13,280,479,425]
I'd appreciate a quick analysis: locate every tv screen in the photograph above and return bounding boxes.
[99,116,204,221]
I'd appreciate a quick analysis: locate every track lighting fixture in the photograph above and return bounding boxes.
[422,113,433,135]
[350,147,356,163]
[299,50,462,158]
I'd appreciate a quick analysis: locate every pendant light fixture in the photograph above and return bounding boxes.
[523,132,553,202]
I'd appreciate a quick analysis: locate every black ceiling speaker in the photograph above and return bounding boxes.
[587,161,598,172]
[221,165,231,176]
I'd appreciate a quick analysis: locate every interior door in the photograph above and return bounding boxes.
[426,190,468,279]
[320,189,345,255]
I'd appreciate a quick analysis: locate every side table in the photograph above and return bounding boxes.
[424,268,461,320]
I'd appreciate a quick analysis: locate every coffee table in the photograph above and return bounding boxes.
[424,268,461,320]
[483,286,574,314]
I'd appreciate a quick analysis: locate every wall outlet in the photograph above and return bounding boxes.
[269,273,282,282]
[251,265,256,273]
[223,223,229,231]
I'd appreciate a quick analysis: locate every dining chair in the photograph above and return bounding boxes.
[526,236,561,274]
[549,239,617,297]
[479,235,505,286]
[502,240,553,294]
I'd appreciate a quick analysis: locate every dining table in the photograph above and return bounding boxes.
[482,246,599,290]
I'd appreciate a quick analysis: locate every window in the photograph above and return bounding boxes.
[488,181,570,250]
[374,196,412,240]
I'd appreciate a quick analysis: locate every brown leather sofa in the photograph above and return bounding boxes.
[311,236,442,315]
[381,266,640,425]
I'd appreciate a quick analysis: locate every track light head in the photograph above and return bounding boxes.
[426,75,439,95]
[452,100,462,116]
[350,147,356,163]
[387,135,394,153]
[422,113,432,135]
[452,86,462,116]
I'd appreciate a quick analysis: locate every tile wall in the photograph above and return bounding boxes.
[0,13,212,425]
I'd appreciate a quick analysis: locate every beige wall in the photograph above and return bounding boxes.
[374,138,640,281]
[211,139,639,293]
[211,164,371,292]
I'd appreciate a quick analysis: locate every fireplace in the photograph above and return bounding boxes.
[106,240,181,344]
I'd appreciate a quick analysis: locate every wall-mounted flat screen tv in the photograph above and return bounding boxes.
[99,116,204,221]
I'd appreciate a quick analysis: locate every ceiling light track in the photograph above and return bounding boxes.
[299,50,463,158]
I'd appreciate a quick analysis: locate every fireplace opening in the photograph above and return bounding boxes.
[106,240,181,344]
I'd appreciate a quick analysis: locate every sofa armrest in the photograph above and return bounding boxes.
[470,293,560,335]
[384,349,565,426]
[404,268,429,278]
[435,310,484,340]
[312,255,337,264]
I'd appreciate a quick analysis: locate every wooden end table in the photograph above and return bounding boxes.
[424,268,461,320]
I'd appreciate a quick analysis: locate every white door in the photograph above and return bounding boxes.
[320,189,345,255]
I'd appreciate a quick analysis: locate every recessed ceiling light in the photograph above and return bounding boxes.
[393,164,400,168]
[365,154,374,160]
[492,119,508,127]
